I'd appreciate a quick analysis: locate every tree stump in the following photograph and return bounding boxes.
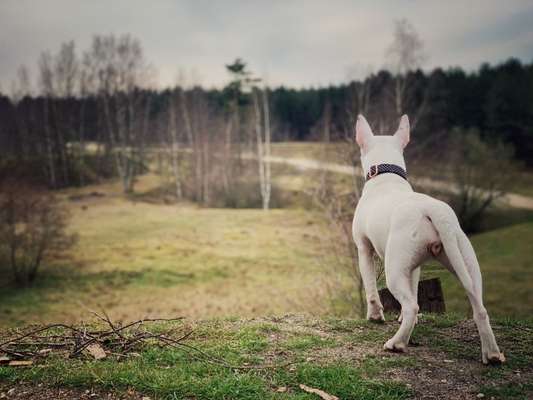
[378,278,446,314]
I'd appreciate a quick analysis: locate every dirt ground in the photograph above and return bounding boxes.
[1,315,531,399]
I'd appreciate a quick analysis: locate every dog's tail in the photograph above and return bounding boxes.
[425,201,481,297]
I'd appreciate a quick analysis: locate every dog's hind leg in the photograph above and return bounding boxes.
[398,266,420,324]
[437,233,505,364]
[356,239,385,322]
[383,241,420,352]
[427,202,504,364]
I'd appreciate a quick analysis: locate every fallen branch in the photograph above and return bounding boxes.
[299,384,339,400]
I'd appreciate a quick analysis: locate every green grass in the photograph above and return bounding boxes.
[0,317,411,400]
[478,382,533,400]
[282,334,337,351]
[1,315,531,399]
[0,358,409,400]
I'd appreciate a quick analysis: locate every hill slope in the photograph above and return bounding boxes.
[1,314,532,399]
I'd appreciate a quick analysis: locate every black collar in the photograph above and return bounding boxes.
[365,163,408,181]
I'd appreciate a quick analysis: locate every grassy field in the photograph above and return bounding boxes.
[0,175,335,327]
[1,171,532,327]
[1,314,532,399]
[1,147,532,399]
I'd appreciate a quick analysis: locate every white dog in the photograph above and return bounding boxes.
[352,114,505,364]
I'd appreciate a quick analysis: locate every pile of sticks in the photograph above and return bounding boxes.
[0,311,295,370]
[0,312,190,363]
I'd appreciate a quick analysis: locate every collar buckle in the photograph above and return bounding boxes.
[368,165,379,179]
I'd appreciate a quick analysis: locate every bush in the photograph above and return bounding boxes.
[0,182,76,286]
[448,129,520,233]
[207,180,288,209]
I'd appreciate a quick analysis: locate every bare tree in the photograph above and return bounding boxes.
[166,93,183,199]
[190,88,215,205]
[310,157,366,317]
[82,34,152,193]
[346,64,373,124]
[38,51,58,188]
[251,84,272,210]
[385,19,427,130]
[54,41,80,186]
[54,41,79,98]
[10,65,32,103]
[76,58,91,186]
[261,87,272,209]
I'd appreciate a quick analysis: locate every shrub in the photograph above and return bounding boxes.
[0,182,76,286]
[449,129,520,232]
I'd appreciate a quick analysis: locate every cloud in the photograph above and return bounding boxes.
[0,0,532,91]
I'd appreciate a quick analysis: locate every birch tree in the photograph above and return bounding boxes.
[251,84,272,210]
[166,93,183,199]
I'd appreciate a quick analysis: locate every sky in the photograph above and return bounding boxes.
[1,0,533,90]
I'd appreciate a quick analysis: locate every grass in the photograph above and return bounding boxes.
[0,317,411,400]
[0,175,332,327]
[1,314,531,399]
[1,171,533,327]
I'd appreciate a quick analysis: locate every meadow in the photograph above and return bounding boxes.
[1,144,532,327]
[1,143,533,400]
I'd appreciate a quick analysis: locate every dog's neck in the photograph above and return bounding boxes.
[362,167,412,195]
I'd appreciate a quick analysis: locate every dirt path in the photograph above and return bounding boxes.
[261,155,533,210]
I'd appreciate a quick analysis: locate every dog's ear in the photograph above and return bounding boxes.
[356,115,374,150]
[394,114,410,148]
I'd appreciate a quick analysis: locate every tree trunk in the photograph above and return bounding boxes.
[261,88,272,210]
[167,98,182,199]
[43,99,57,188]
[78,98,86,186]
[253,90,267,210]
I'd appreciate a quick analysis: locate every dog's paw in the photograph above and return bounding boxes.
[482,351,505,365]
[367,311,385,324]
[384,339,407,353]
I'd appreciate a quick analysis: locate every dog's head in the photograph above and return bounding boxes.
[355,114,410,176]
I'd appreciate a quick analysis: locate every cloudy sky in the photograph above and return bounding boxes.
[1,0,533,90]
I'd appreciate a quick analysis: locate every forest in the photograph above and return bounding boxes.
[0,35,532,195]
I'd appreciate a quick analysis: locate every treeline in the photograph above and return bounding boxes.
[271,58,533,164]
[0,35,532,195]
[3,58,533,158]
[0,36,278,205]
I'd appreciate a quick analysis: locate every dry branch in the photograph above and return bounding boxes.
[0,315,293,371]
[0,317,186,363]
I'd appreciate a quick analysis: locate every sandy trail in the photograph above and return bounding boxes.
[257,154,533,210]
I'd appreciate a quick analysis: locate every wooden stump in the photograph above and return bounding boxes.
[378,278,446,314]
